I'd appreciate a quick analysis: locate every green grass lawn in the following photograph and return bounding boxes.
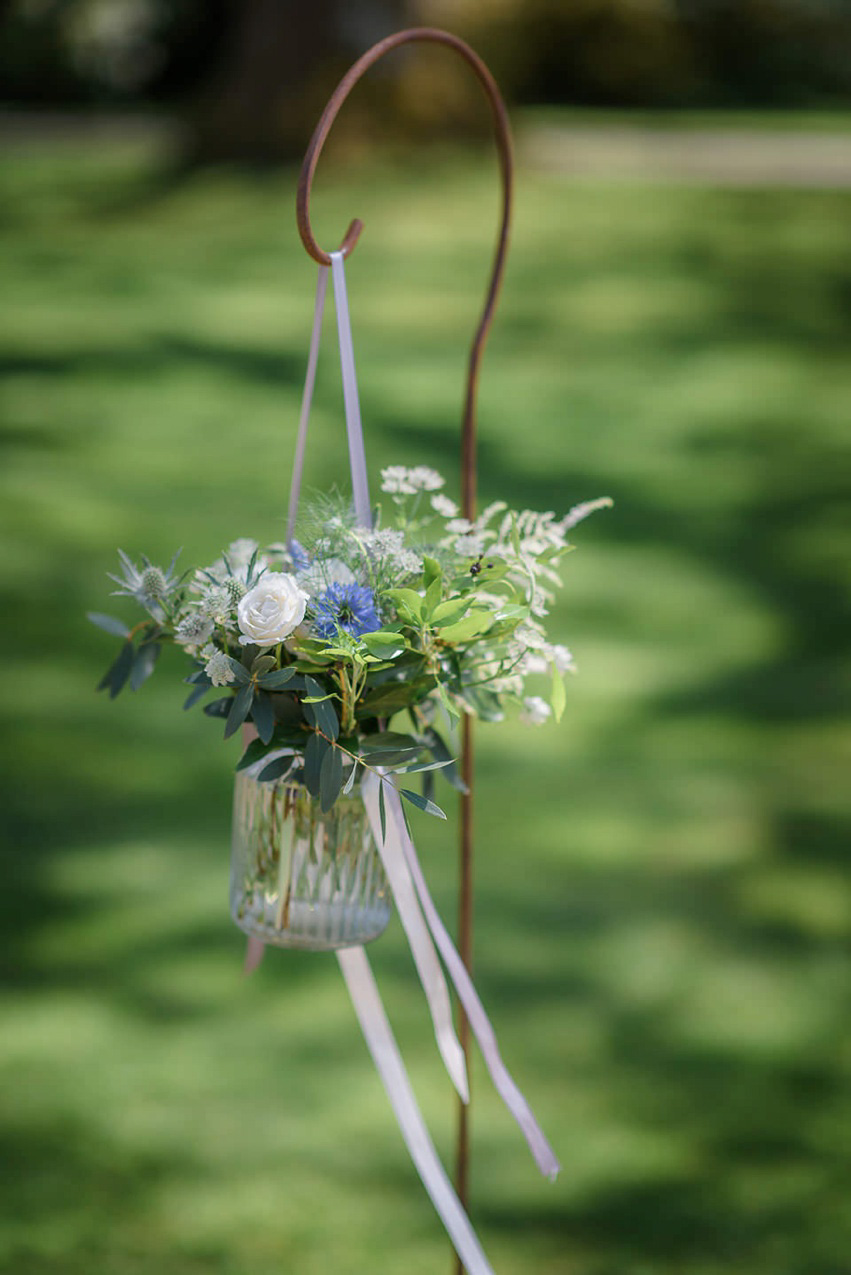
[1,137,849,1275]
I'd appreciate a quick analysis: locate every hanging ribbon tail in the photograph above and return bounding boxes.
[361,772,469,1104]
[243,935,266,976]
[384,784,562,1182]
[338,945,495,1275]
[329,252,372,529]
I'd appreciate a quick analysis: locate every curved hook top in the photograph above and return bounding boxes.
[296,27,514,517]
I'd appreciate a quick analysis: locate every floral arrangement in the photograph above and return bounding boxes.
[90,465,609,823]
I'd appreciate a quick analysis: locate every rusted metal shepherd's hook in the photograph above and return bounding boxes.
[296,28,514,1269]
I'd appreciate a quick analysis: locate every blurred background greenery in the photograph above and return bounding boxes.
[1,4,850,1274]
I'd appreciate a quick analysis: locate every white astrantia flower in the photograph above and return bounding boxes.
[359,528,405,555]
[431,493,459,519]
[515,621,548,650]
[354,529,421,580]
[380,465,445,495]
[205,649,235,687]
[453,534,486,558]
[175,610,215,649]
[408,465,444,491]
[237,573,309,647]
[551,644,576,675]
[520,650,549,676]
[519,695,552,727]
[518,641,577,677]
[380,466,417,495]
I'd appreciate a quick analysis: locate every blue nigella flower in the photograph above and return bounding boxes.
[313,582,380,640]
[288,539,310,572]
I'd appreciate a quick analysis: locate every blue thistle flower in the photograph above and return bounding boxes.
[313,583,380,640]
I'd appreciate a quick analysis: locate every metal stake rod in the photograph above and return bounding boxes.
[295,29,514,1270]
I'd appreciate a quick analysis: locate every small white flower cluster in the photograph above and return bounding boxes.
[434,499,609,617]
[175,610,214,651]
[519,696,551,727]
[430,494,458,519]
[356,528,421,580]
[380,465,445,495]
[519,643,576,677]
[202,646,235,687]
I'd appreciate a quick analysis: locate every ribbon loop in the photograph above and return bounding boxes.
[287,255,372,540]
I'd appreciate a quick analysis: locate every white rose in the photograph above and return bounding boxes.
[237,573,309,647]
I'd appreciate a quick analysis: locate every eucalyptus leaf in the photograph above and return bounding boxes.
[257,755,296,783]
[358,748,421,767]
[399,788,447,820]
[251,654,277,675]
[97,641,134,699]
[257,666,299,690]
[304,732,329,797]
[424,727,467,794]
[226,657,251,686]
[183,682,211,711]
[87,612,130,638]
[342,763,358,796]
[202,696,232,718]
[224,682,254,739]
[319,744,344,813]
[398,758,454,774]
[185,668,213,686]
[237,737,280,771]
[304,675,339,740]
[251,689,275,744]
[359,732,418,754]
[130,641,160,691]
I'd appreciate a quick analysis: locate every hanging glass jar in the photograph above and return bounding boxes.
[230,759,391,950]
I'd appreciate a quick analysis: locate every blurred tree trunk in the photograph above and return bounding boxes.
[182,0,410,165]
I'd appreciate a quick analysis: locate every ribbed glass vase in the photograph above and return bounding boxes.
[230,764,391,950]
